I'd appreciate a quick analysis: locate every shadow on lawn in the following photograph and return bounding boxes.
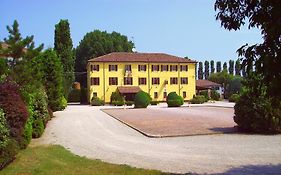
[208,126,238,134]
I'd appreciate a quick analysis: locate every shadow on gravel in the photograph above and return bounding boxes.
[208,127,238,134]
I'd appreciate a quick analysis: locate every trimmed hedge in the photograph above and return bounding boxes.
[190,95,207,104]
[110,91,124,103]
[134,91,151,108]
[91,96,105,106]
[166,92,183,107]
[229,94,240,102]
[112,101,124,106]
[125,101,134,106]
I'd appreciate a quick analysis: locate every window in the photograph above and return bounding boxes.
[180,65,188,71]
[91,64,99,71]
[152,65,160,71]
[154,92,158,99]
[109,65,118,71]
[181,77,188,84]
[109,77,118,85]
[91,77,99,85]
[152,77,160,85]
[161,65,169,71]
[170,77,178,85]
[170,65,178,71]
[93,92,97,97]
[124,77,133,85]
[163,92,167,98]
[138,65,147,71]
[125,65,132,71]
[183,91,187,98]
[138,78,147,85]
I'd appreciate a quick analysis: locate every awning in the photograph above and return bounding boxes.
[117,86,141,94]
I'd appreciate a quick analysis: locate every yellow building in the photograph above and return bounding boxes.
[87,52,197,103]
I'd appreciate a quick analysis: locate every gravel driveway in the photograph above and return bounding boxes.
[32,105,281,175]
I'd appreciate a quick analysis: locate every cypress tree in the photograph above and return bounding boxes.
[54,19,74,98]
[235,59,241,76]
[210,60,215,74]
[216,61,221,73]
[223,62,227,71]
[229,60,234,75]
[204,60,210,79]
[198,62,203,79]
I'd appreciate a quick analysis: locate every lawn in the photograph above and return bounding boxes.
[1,145,169,175]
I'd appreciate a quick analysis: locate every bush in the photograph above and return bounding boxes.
[150,101,159,105]
[0,138,18,170]
[210,90,220,101]
[166,92,183,107]
[0,81,29,148]
[32,118,44,138]
[110,91,124,103]
[91,96,104,106]
[190,95,207,104]
[125,101,134,106]
[80,88,88,104]
[134,91,151,108]
[229,94,240,102]
[111,101,124,106]
[68,89,81,102]
[0,109,9,150]
[23,117,32,148]
[199,90,210,101]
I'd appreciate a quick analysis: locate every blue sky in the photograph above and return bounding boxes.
[0,0,261,62]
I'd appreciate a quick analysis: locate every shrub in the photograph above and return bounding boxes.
[68,89,81,102]
[91,96,104,106]
[150,101,159,105]
[134,91,151,108]
[0,81,29,148]
[32,118,44,138]
[0,109,9,150]
[23,117,33,148]
[0,138,18,170]
[166,92,183,107]
[199,90,210,101]
[190,95,207,104]
[229,94,240,102]
[210,90,220,101]
[110,91,124,103]
[80,87,88,104]
[112,101,124,106]
[125,101,134,106]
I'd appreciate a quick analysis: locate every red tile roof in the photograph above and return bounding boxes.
[117,86,141,94]
[196,80,221,90]
[88,52,196,63]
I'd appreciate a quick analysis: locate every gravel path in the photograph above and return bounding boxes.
[32,105,281,175]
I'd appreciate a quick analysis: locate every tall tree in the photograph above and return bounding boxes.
[229,60,234,75]
[216,61,221,73]
[54,19,74,98]
[204,60,210,79]
[235,59,241,76]
[223,62,227,71]
[75,30,134,86]
[198,62,203,79]
[242,66,247,77]
[210,60,215,74]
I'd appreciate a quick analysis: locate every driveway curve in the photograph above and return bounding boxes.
[32,105,281,174]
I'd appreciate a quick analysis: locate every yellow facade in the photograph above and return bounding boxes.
[87,61,196,103]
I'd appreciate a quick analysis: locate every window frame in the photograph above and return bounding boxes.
[109,65,118,71]
[170,77,178,85]
[109,77,118,85]
[180,65,188,71]
[91,64,99,71]
[151,65,160,72]
[125,64,132,72]
[138,65,147,72]
[161,65,169,71]
[170,65,178,71]
[91,77,100,85]
[124,77,133,85]
[152,77,160,85]
[138,77,147,85]
[154,92,158,99]
[181,77,188,84]
[183,91,187,98]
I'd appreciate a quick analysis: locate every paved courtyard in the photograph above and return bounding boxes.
[32,104,281,175]
[102,106,236,137]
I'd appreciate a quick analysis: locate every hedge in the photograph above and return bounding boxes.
[134,91,151,108]
[166,92,183,107]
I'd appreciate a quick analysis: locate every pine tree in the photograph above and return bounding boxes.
[216,61,221,73]
[229,60,234,75]
[204,60,210,79]
[198,62,203,79]
[210,60,215,74]
[223,62,227,71]
[235,59,241,76]
[54,19,74,98]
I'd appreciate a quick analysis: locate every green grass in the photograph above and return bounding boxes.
[1,145,168,175]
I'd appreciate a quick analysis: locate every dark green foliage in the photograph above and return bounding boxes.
[229,60,234,75]
[80,88,88,104]
[223,62,227,71]
[75,30,134,87]
[229,94,240,103]
[91,96,105,106]
[32,119,44,138]
[0,109,9,150]
[0,59,9,76]
[54,19,75,98]
[208,70,233,98]
[198,62,203,79]
[68,89,81,102]
[190,95,207,104]
[111,101,124,106]
[125,101,134,106]
[228,76,243,95]
[216,61,221,73]
[0,81,28,148]
[204,61,209,79]
[134,91,151,108]
[150,101,160,105]
[166,92,183,107]
[110,91,124,103]
[22,117,32,148]
[235,59,241,76]
[199,90,210,101]
[210,60,215,74]
[210,90,220,101]
[242,66,247,77]
[0,138,18,170]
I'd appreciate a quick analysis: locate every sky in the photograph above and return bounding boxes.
[0,0,262,62]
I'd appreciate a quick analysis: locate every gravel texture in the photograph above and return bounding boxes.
[32,104,281,175]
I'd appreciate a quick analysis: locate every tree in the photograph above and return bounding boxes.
[216,61,221,73]
[229,60,234,75]
[198,62,203,79]
[54,19,75,98]
[242,66,247,77]
[208,70,233,98]
[210,60,215,74]
[223,62,227,71]
[75,30,134,86]
[235,59,241,76]
[204,60,210,79]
